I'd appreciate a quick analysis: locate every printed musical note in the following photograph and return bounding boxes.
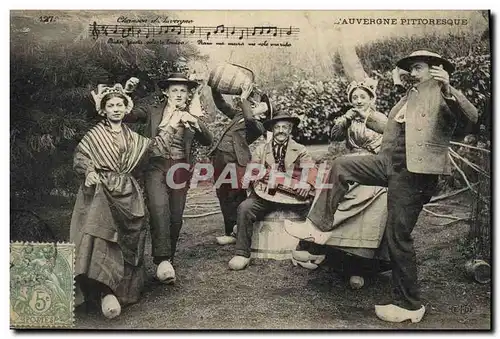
[164,25,181,35]
[88,23,299,41]
[214,25,225,34]
[238,28,247,40]
[173,25,182,35]
[90,22,100,39]
[252,26,277,37]
[90,22,110,39]
[267,26,278,36]
[121,26,132,38]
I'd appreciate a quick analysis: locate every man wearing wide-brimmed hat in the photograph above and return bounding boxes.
[286,50,478,323]
[227,111,318,271]
[124,72,213,285]
[209,83,272,246]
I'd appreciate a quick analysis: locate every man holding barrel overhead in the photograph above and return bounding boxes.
[208,63,272,246]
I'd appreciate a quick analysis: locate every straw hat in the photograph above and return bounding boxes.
[396,50,455,74]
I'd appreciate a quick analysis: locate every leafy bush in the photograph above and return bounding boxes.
[270,33,490,145]
[10,15,205,205]
[10,18,491,209]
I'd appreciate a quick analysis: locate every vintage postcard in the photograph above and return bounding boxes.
[10,10,491,330]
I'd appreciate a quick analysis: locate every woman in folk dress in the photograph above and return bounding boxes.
[70,84,171,319]
[330,78,387,154]
[287,78,391,288]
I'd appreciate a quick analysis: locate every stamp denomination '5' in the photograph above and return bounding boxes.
[10,242,75,328]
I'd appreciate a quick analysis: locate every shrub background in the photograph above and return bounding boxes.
[269,33,491,145]
[10,12,491,207]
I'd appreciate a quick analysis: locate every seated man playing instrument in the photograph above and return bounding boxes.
[228,111,318,271]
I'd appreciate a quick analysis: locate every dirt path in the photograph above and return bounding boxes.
[30,145,490,329]
[70,192,490,330]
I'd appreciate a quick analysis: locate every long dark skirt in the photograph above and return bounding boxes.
[74,234,147,307]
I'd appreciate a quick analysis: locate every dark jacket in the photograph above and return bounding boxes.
[209,89,266,166]
[125,95,213,166]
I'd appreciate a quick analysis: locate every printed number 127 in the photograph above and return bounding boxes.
[39,16,57,23]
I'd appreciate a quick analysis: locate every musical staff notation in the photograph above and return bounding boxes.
[89,22,300,40]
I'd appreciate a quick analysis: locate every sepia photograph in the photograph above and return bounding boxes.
[9,9,491,330]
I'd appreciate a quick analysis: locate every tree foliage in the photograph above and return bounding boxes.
[11,15,491,208]
[10,14,206,205]
[268,33,490,144]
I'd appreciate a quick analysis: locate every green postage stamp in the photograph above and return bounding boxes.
[10,242,75,328]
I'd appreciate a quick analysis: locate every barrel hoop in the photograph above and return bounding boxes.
[260,217,305,222]
[213,65,225,90]
[228,71,238,93]
[230,63,255,82]
[207,67,216,87]
[250,248,293,254]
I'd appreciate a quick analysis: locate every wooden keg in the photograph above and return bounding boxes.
[465,259,491,284]
[207,63,254,95]
[250,209,305,260]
